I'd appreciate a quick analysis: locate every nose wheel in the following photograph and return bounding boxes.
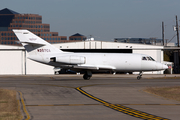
[137,71,142,80]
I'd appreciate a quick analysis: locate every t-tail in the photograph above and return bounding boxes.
[13,29,63,54]
[13,29,65,63]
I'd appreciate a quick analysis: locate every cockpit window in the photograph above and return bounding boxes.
[142,56,155,61]
[147,57,151,60]
[142,57,147,60]
[150,57,155,61]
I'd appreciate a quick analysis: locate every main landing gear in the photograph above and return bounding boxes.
[83,71,92,80]
[137,71,142,80]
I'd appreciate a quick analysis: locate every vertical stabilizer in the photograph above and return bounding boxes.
[13,29,63,56]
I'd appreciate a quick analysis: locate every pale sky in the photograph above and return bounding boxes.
[1,0,180,42]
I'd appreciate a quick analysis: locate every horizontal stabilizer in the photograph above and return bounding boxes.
[16,41,46,46]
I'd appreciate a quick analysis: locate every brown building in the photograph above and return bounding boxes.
[0,8,79,46]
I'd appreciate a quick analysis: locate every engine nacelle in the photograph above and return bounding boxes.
[51,56,86,64]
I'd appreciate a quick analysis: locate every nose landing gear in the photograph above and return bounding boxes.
[137,71,142,80]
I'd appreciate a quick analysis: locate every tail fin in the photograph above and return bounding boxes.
[13,29,63,56]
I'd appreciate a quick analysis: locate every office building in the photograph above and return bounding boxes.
[0,8,80,45]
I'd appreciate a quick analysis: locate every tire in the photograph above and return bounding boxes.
[137,76,141,80]
[83,74,91,80]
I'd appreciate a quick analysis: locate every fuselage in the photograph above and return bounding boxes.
[29,52,167,72]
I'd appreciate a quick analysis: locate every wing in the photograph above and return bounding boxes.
[72,65,116,71]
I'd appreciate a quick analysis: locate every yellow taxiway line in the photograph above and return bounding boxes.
[18,91,31,120]
[76,87,169,120]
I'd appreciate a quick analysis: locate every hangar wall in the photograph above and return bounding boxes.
[0,50,22,74]
[56,41,164,50]
[0,45,53,75]
[55,41,164,62]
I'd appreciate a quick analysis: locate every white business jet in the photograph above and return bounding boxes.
[13,30,168,80]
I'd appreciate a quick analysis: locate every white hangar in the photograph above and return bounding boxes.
[0,41,165,75]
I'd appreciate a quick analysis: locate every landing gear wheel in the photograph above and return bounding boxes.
[83,75,90,80]
[83,74,91,80]
[137,76,141,80]
[137,71,142,80]
[83,71,92,80]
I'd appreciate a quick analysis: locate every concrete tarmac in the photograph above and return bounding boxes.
[0,74,180,120]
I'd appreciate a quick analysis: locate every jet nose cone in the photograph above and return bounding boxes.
[163,64,168,70]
